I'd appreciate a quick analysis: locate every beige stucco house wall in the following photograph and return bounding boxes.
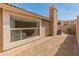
[58,20,76,35]
[76,16,79,46]
[0,4,57,52]
[2,8,43,50]
[49,6,57,36]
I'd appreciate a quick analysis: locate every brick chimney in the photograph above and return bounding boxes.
[49,5,57,36]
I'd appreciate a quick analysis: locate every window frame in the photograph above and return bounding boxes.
[10,16,40,42]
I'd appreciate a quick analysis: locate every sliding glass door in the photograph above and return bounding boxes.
[10,16,40,42]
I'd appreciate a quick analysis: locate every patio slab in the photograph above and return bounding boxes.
[0,34,78,56]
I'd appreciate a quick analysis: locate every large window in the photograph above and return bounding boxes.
[10,16,40,42]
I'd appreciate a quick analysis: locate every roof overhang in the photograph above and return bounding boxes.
[0,3,51,21]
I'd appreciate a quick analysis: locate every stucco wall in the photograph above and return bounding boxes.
[76,16,79,46]
[49,6,57,36]
[41,20,51,36]
[62,24,76,34]
[0,8,3,52]
[58,20,76,35]
[2,9,44,50]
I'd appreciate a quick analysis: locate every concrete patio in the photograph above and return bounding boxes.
[0,34,78,56]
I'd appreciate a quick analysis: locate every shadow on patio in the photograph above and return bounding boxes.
[55,35,79,56]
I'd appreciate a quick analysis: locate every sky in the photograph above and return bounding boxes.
[11,3,79,21]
